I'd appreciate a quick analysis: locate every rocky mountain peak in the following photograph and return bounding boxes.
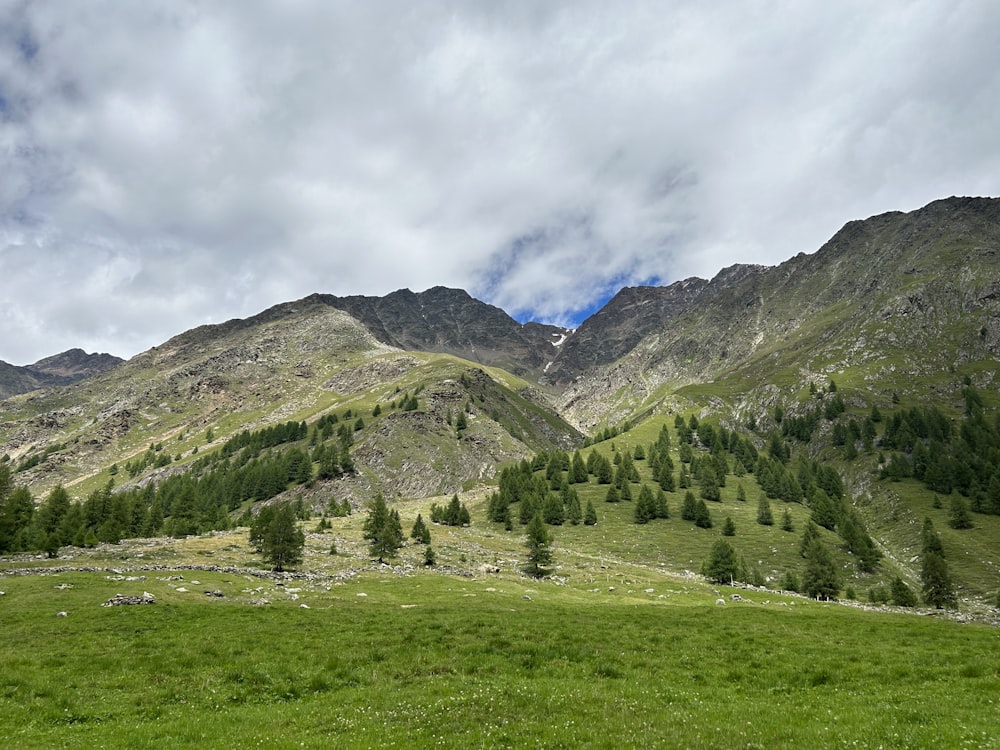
[0,349,123,400]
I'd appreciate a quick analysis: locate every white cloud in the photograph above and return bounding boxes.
[0,1,998,363]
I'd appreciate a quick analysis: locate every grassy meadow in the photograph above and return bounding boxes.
[4,411,1000,748]
[2,543,999,749]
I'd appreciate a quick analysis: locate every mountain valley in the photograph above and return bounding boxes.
[2,196,999,610]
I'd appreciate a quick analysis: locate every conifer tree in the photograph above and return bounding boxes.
[634,484,654,524]
[799,520,821,557]
[411,513,431,544]
[781,508,794,532]
[802,538,839,599]
[722,516,736,536]
[757,495,774,526]
[265,504,305,572]
[543,492,565,525]
[948,496,973,530]
[564,485,582,525]
[920,518,956,608]
[363,493,403,562]
[524,512,553,578]
[889,576,918,607]
[681,490,697,521]
[583,499,598,525]
[694,499,713,528]
[654,488,670,519]
[704,539,738,584]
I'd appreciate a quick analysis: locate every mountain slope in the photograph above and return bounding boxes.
[544,264,766,386]
[559,196,1000,427]
[0,350,122,399]
[0,297,580,502]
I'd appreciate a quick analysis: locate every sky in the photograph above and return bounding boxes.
[1,2,999,365]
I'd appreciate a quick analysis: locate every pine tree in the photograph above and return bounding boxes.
[694,499,713,528]
[920,517,956,608]
[543,492,565,525]
[722,516,736,536]
[799,521,821,557]
[780,508,794,532]
[411,514,431,544]
[681,490,697,521]
[524,512,553,578]
[889,576,918,607]
[257,504,305,572]
[802,538,839,599]
[566,487,582,525]
[634,484,654,524]
[948,496,973,530]
[583,499,598,525]
[363,493,403,562]
[0,482,34,554]
[757,495,774,526]
[703,539,738,584]
[654,488,670,519]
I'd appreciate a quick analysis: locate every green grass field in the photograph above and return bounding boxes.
[2,558,999,749]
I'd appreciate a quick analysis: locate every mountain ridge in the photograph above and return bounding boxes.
[0,349,123,400]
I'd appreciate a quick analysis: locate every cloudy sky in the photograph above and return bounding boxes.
[2,1,999,364]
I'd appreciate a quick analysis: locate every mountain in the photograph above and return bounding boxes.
[1,196,999,605]
[0,349,122,399]
[557,196,1000,427]
[542,264,766,386]
[312,286,569,378]
[0,297,581,506]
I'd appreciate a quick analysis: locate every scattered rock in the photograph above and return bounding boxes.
[731,594,743,601]
[56,611,68,617]
[55,583,73,590]
[716,598,726,606]
[176,587,188,593]
[299,603,310,609]
[477,564,501,574]
[102,592,156,607]
[205,590,224,598]
[356,592,367,597]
